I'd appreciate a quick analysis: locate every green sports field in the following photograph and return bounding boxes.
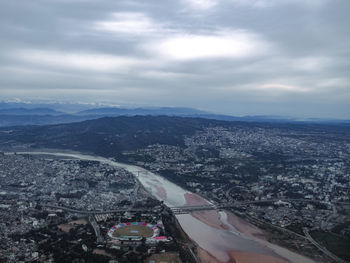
[113,225,154,238]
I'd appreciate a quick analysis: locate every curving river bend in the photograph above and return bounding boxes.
[16,151,315,263]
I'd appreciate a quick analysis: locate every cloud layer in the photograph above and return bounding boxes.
[0,0,349,118]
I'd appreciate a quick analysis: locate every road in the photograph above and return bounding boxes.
[43,204,147,214]
[169,198,348,214]
[130,177,140,208]
[88,215,105,244]
[303,228,347,263]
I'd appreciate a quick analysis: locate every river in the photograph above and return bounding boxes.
[14,151,316,263]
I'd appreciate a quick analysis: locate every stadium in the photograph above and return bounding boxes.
[108,222,169,242]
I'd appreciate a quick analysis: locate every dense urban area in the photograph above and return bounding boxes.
[0,154,186,263]
[123,125,350,262]
[0,116,349,262]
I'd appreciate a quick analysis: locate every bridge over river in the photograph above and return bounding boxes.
[170,198,349,214]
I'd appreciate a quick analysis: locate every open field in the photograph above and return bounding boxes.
[93,249,113,258]
[113,225,154,238]
[58,218,88,233]
[310,230,350,261]
[58,224,74,233]
[145,252,181,263]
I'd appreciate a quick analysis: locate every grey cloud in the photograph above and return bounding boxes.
[0,0,349,118]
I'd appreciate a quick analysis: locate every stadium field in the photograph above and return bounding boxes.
[113,225,154,238]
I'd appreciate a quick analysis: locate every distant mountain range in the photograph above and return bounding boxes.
[0,107,63,116]
[76,107,208,116]
[0,102,349,127]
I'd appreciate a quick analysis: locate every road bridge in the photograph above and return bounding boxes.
[169,198,350,214]
[170,205,217,214]
[88,215,105,244]
[47,198,349,216]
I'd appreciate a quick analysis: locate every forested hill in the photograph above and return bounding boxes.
[0,116,221,156]
[0,115,349,158]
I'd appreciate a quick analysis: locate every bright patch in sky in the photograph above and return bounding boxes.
[94,12,163,35]
[15,50,147,72]
[183,0,218,10]
[256,83,308,92]
[149,31,268,60]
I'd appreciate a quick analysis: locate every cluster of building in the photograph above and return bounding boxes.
[0,154,160,262]
[0,154,142,211]
[123,126,350,236]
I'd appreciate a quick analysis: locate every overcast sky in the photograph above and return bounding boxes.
[0,0,349,118]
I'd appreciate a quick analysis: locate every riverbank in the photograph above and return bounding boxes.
[11,151,317,263]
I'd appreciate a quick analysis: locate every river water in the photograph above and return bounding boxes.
[15,151,316,263]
